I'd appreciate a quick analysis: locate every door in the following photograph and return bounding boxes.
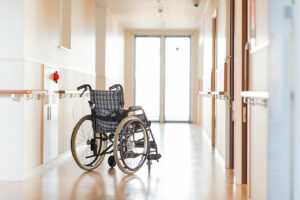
[135,36,191,122]
[135,36,161,121]
[43,66,59,163]
[165,37,191,121]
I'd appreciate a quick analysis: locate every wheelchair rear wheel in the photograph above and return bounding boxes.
[71,115,107,171]
[114,116,149,174]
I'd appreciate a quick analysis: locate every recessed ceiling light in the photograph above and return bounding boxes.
[154,0,164,4]
[157,8,166,17]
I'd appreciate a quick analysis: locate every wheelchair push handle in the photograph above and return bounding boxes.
[77,84,92,97]
[109,84,123,92]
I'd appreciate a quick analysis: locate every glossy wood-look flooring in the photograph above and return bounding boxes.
[0,123,247,200]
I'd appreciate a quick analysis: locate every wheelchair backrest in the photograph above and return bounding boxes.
[90,90,124,111]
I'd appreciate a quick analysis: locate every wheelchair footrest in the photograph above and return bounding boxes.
[147,153,161,160]
[134,141,157,148]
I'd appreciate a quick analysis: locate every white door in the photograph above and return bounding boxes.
[43,66,59,163]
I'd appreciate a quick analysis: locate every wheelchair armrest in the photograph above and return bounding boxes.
[129,106,142,112]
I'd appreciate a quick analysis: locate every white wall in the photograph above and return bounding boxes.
[197,0,230,163]
[105,10,125,88]
[0,0,25,180]
[247,0,269,199]
[0,0,97,180]
[96,7,125,90]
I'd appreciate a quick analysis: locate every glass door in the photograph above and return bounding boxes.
[135,36,161,121]
[134,36,191,122]
[165,37,191,121]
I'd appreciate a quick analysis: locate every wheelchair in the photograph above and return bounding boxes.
[71,84,161,174]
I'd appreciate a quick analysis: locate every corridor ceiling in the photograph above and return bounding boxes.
[96,0,204,29]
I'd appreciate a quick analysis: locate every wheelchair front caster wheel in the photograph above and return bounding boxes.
[108,155,116,168]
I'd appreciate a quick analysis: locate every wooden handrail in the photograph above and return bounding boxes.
[55,90,84,94]
[0,90,32,94]
[0,90,47,95]
[0,90,48,100]
[55,90,89,98]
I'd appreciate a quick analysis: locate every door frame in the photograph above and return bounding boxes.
[229,0,235,169]
[211,10,217,147]
[241,0,249,184]
[132,32,196,122]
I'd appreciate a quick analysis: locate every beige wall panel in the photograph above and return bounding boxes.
[249,106,268,200]
[198,0,228,161]
[255,0,269,47]
[71,0,96,73]
[24,0,96,74]
[215,100,226,159]
[23,61,43,173]
[234,0,243,184]
[58,69,94,154]
[248,0,269,197]
[23,0,96,174]
[250,46,269,91]
[105,10,125,88]
[96,7,106,89]
[202,97,212,138]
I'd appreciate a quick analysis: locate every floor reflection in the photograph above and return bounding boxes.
[0,123,248,200]
[71,171,106,200]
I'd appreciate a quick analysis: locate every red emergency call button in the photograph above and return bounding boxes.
[54,71,59,83]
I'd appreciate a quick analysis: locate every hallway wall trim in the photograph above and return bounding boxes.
[23,150,73,180]
[202,129,226,169]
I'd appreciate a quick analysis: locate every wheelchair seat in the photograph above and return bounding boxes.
[90,89,127,133]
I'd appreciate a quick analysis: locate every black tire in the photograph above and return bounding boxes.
[108,155,116,168]
[114,116,149,174]
[71,115,107,171]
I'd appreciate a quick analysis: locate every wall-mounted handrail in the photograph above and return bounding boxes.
[241,91,269,107]
[0,90,32,94]
[199,91,231,100]
[55,90,90,98]
[240,91,269,99]
[0,90,48,100]
[198,91,211,95]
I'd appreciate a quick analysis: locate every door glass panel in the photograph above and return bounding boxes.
[135,37,160,121]
[165,37,191,121]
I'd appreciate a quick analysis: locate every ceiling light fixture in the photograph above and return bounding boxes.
[157,8,166,17]
[154,0,164,4]
[192,0,200,7]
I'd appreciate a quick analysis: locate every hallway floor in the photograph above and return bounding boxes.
[0,123,247,200]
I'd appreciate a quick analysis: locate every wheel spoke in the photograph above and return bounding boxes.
[71,116,107,170]
[116,119,148,172]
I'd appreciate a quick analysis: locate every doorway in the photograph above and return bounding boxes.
[134,36,191,122]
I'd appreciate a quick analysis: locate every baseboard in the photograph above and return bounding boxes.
[202,129,226,169]
[23,150,72,180]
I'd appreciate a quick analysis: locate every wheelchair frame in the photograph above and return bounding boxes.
[71,84,161,174]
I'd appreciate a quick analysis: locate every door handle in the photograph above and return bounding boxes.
[47,106,50,120]
[50,106,52,120]
[47,106,52,120]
